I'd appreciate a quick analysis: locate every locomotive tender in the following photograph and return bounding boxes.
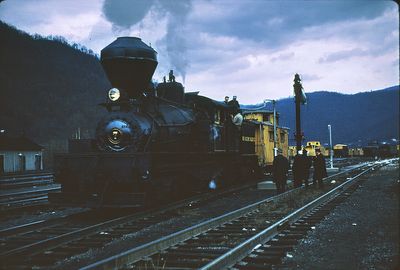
[49,37,261,207]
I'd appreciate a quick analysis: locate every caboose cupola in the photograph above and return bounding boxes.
[101,37,158,99]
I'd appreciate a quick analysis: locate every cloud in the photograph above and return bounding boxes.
[271,52,295,62]
[318,48,370,63]
[0,0,104,44]
[188,0,393,48]
[301,74,322,82]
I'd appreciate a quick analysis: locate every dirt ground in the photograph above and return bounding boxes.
[276,162,399,270]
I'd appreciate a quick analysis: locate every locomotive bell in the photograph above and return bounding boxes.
[101,37,158,99]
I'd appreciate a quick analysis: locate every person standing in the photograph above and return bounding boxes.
[228,95,240,113]
[224,96,229,104]
[292,150,303,188]
[272,149,289,193]
[302,149,312,187]
[313,148,327,188]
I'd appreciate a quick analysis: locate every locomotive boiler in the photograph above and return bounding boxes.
[49,37,259,207]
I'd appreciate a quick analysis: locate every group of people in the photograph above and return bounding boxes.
[272,148,327,193]
[224,96,240,113]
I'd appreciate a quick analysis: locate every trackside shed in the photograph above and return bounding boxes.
[0,135,43,174]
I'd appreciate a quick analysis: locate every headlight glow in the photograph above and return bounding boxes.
[108,88,120,101]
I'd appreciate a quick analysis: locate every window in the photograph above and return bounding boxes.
[0,155,4,174]
[18,154,26,172]
[35,154,42,170]
[269,131,274,141]
[280,132,286,143]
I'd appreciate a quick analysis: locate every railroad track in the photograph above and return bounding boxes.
[0,172,59,212]
[81,160,392,270]
[0,159,390,269]
[0,185,60,211]
[0,172,54,190]
[0,207,139,268]
[0,181,263,269]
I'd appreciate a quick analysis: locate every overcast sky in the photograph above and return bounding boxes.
[0,0,398,103]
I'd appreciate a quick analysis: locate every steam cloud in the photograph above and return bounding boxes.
[102,0,155,29]
[102,0,192,83]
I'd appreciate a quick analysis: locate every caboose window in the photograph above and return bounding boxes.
[280,132,285,143]
[269,131,274,141]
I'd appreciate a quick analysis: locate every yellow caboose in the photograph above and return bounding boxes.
[243,110,289,170]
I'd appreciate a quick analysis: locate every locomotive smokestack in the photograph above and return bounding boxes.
[100,37,158,99]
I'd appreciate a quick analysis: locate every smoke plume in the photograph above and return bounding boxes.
[102,0,192,83]
[102,0,155,29]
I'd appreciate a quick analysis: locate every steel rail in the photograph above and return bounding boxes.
[0,172,53,180]
[81,161,374,270]
[0,186,60,200]
[0,220,50,238]
[2,195,48,205]
[0,181,258,259]
[0,208,89,238]
[0,188,60,211]
[0,175,53,183]
[199,162,384,270]
[0,180,55,190]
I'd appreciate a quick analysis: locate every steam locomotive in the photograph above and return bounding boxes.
[49,37,260,207]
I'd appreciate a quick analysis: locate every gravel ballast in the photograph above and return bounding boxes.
[276,162,399,270]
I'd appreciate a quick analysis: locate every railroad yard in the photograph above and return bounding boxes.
[0,157,398,270]
[1,2,399,270]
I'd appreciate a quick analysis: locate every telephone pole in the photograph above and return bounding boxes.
[293,74,306,152]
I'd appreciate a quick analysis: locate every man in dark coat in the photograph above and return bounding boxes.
[224,96,229,104]
[272,149,289,193]
[302,150,312,187]
[292,150,303,188]
[313,148,327,188]
[228,95,240,114]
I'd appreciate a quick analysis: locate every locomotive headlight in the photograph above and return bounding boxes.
[108,88,120,101]
[108,128,122,145]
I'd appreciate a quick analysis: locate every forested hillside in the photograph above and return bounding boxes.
[0,22,109,144]
[276,86,399,146]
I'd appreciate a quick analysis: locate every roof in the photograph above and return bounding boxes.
[242,109,280,117]
[185,94,231,109]
[245,119,290,130]
[0,135,43,151]
[334,144,348,147]
[242,109,274,114]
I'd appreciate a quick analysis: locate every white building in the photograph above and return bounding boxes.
[0,135,43,174]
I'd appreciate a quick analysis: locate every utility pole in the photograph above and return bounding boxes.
[272,100,277,156]
[293,73,306,153]
[264,99,277,156]
[328,124,333,169]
